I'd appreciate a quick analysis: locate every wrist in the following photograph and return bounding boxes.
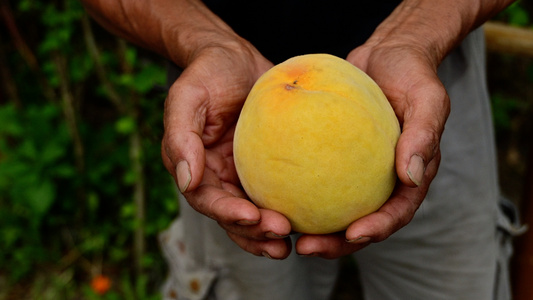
[364,0,514,67]
[158,3,235,66]
[162,5,269,74]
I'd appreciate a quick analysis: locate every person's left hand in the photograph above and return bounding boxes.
[294,40,450,259]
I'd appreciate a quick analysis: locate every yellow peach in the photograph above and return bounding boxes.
[234,54,400,234]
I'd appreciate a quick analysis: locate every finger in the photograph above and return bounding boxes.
[184,167,261,224]
[395,79,450,187]
[218,208,292,240]
[294,179,428,259]
[162,74,210,193]
[227,231,292,260]
[345,45,371,71]
[295,233,370,259]
[294,151,440,259]
[345,151,440,243]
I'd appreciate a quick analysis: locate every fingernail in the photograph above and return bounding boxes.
[407,154,425,187]
[265,232,289,239]
[346,236,371,244]
[262,251,276,260]
[176,161,191,193]
[236,219,260,226]
[299,252,320,257]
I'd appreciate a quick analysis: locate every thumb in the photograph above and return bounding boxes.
[162,76,208,193]
[395,80,450,187]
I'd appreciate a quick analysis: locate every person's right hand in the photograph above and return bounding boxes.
[80,0,294,259]
[161,38,295,259]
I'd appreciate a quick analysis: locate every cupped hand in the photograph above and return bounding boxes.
[295,41,451,259]
[161,40,293,259]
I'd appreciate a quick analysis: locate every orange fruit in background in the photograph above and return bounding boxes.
[91,274,112,295]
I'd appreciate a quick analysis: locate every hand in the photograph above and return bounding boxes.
[161,40,295,259]
[294,40,450,259]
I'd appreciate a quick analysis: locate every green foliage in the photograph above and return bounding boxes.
[0,103,73,279]
[491,94,527,135]
[496,0,532,27]
[489,2,533,139]
[0,0,177,297]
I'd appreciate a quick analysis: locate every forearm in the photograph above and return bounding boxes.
[81,0,242,67]
[367,0,516,68]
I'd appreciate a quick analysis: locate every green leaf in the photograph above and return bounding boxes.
[115,117,136,134]
[110,247,129,262]
[0,104,23,136]
[70,54,94,82]
[124,47,137,66]
[500,1,531,26]
[490,94,523,133]
[1,226,22,249]
[122,170,137,185]
[79,234,106,253]
[509,8,530,26]
[25,180,56,219]
[120,202,135,218]
[41,60,60,87]
[87,192,99,212]
[52,164,76,178]
[18,0,41,12]
[41,141,66,164]
[18,140,38,160]
[132,65,166,93]
[118,73,134,87]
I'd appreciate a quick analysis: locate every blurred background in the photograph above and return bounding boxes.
[0,1,532,299]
